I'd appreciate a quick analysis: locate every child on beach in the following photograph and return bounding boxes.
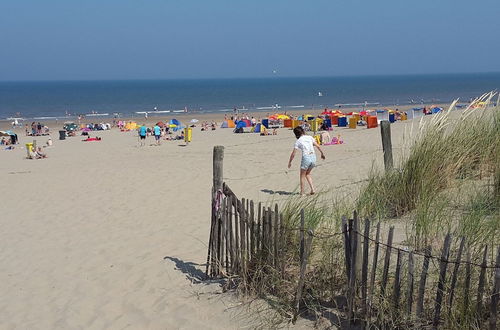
[288,126,325,196]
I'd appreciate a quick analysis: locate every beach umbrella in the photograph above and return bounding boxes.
[190,119,199,124]
[0,131,10,136]
[156,121,165,128]
[276,114,290,120]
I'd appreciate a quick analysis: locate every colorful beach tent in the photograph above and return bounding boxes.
[235,121,247,129]
[220,120,235,128]
[253,123,263,133]
[169,119,183,131]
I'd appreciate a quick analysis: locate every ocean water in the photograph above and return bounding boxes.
[1,73,499,120]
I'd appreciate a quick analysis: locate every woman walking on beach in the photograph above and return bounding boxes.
[288,126,325,196]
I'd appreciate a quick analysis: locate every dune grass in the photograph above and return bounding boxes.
[238,92,499,328]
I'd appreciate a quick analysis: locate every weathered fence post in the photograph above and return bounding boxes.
[432,233,452,328]
[206,146,224,276]
[212,146,224,197]
[293,229,314,324]
[416,246,432,319]
[489,246,500,330]
[380,120,393,171]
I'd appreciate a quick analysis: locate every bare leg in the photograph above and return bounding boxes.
[300,169,307,195]
[305,167,315,194]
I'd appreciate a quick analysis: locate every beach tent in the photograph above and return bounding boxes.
[241,119,251,127]
[253,123,263,133]
[169,119,183,131]
[235,121,247,129]
[220,120,235,128]
[431,107,442,114]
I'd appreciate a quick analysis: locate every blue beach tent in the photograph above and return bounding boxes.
[254,123,263,133]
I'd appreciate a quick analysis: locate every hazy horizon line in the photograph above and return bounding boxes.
[1,71,500,84]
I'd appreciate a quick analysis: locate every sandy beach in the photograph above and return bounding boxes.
[0,107,447,329]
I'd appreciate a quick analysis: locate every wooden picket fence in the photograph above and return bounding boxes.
[206,145,500,328]
[206,186,500,328]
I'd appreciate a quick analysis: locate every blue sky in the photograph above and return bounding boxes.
[1,0,499,81]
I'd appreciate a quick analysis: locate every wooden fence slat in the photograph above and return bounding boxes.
[257,202,261,254]
[347,216,359,324]
[249,200,255,260]
[240,198,247,278]
[300,209,305,262]
[361,219,371,315]
[448,236,465,316]
[433,233,452,328]
[368,222,381,317]
[416,246,432,319]
[489,246,500,330]
[476,245,488,318]
[220,197,226,274]
[228,196,234,273]
[463,248,472,316]
[381,226,394,296]
[246,199,250,264]
[353,211,362,280]
[280,213,286,279]
[342,216,351,282]
[267,207,272,263]
[234,196,240,273]
[274,204,279,268]
[407,251,414,316]
[293,229,314,324]
[393,249,402,310]
[206,198,216,276]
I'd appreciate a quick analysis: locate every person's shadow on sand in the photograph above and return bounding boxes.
[261,189,298,196]
[163,256,208,284]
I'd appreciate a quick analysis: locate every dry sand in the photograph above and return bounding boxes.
[0,108,444,329]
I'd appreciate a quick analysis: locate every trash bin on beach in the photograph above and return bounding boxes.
[25,143,33,158]
[59,130,66,140]
[184,127,192,143]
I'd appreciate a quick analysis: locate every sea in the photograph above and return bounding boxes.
[1,73,499,120]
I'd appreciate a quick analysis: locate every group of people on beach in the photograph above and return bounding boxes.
[26,122,49,136]
[137,123,186,146]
